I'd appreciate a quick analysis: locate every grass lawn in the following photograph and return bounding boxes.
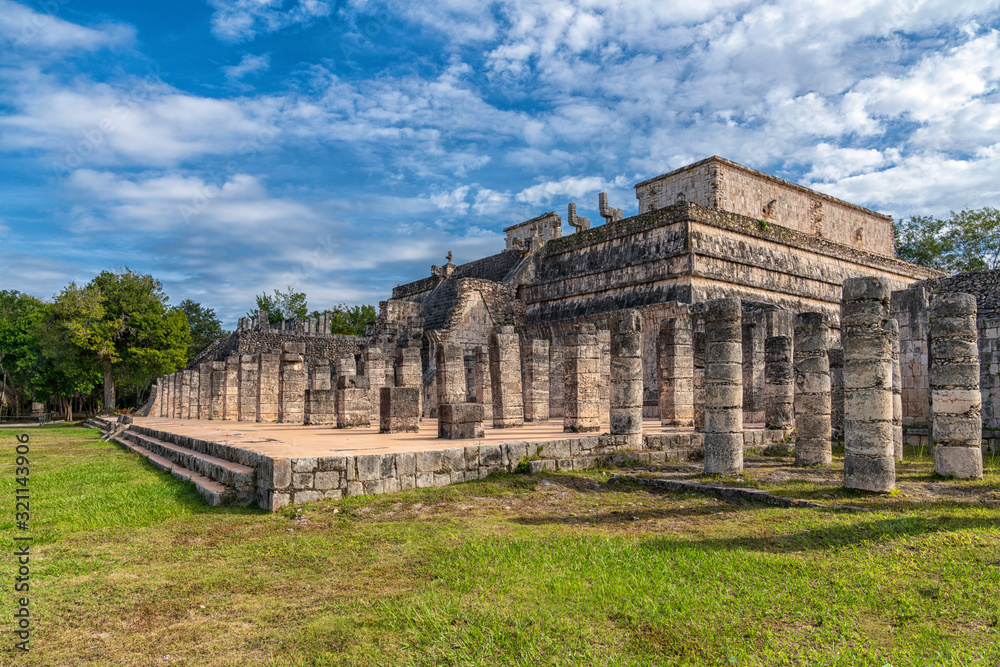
[1,425,999,666]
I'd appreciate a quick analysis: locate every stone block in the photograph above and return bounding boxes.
[439,421,485,439]
[439,402,485,423]
[379,386,420,433]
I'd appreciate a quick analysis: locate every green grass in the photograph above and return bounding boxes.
[0,426,998,666]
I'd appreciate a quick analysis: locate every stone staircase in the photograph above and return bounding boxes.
[87,417,256,507]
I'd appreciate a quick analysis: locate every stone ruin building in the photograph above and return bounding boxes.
[135,156,1000,508]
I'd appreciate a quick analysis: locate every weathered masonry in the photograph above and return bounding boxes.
[370,156,938,423]
[134,155,1000,509]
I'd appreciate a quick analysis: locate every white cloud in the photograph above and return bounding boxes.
[0,69,281,168]
[209,0,332,42]
[224,53,271,81]
[66,169,318,233]
[853,31,1000,123]
[430,185,471,214]
[802,144,895,182]
[0,0,134,55]
[472,188,510,215]
[810,146,1000,218]
[516,175,617,207]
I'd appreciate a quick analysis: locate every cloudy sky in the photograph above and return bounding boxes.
[2,0,999,327]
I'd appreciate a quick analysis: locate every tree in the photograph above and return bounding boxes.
[895,207,1000,273]
[34,301,102,422]
[319,304,377,336]
[0,291,47,414]
[49,269,189,410]
[178,299,226,361]
[248,287,308,324]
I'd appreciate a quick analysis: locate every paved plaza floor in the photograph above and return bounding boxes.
[133,416,697,458]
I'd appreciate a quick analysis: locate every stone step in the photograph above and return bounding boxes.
[120,430,255,491]
[112,436,251,506]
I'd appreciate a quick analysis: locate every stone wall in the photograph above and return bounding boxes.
[189,328,363,369]
[634,156,895,256]
[258,428,793,510]
[892,271,1000,431]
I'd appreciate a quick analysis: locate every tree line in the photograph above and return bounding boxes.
[0,270,375,420]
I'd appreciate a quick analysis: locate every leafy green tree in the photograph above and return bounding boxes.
[34,301,102,421]
[895,207,1000,273]
[49,269,189,410]
[248,287,308,324]
[0,291,48,413]
[178,299,226,361]
[317,304,377,336]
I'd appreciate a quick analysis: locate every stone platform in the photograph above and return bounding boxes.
[88,416,792,511]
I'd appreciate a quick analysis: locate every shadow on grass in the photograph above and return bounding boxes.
[651,513,1000,555]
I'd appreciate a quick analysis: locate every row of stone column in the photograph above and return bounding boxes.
[156,343,388,429]
[422,318,645,441]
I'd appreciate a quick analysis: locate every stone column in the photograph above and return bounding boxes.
[742,321,765,424]
[703,298,743,475]
[170,373,181,418]
[887,320,904,461]
[489,326,524,428]
[693,319,706,431]
[175,372,184,418]
[658,317,694,426]
[364,351,387,426]
[165,375,174,418]
[161,373,170,417]
[885,320,903,461]
[598,329,611,426]
[305,387,336,425]
[842,277,895,493]
[335,357,356,385]
[191,369,203,419]
[829,347,844,442]
[548,344,565,419]
[435,343,466,408]
[930,293,983,479]
[564,323,600,433]
[210,362,226,419]
[257,351,280,422]
[160,374,169,417]
[438,403,484,439]
[395,348,422,387]
[197,364,211,419]
[523,339,550,422]
[611,309,643,447]
[304,359,331,425]
[224,355,239,420]
[473,345,493,423]
[278,343,306,424]
[154,377,164,418]
[336,375,371,428]
[764,336,794,429]
[793,313,832,466]
[238,354,259,422]
[312,359,332,390]
[178,371,188,419]
[380,387,420,433]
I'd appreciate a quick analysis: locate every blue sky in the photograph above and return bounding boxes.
[1,0,999,327]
